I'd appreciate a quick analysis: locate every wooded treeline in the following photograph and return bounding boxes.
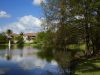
[41,0,100,56]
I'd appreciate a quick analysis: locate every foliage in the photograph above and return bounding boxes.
[6,29,13,36]
[34,32,45,44]
[16,32,24,48]
[34,31,53,49]
[0,33,8,44]
[41,0,100,74]
[6,29,14,43]
[42,0,100,55]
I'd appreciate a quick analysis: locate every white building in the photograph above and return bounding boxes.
[23,33,37,43]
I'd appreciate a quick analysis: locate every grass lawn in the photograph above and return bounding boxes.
[68,44,100,75]
[68,44,86,51]
[23,43,42,48]
[75,57,100,75]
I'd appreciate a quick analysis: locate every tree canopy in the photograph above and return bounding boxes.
[41,0,100,56]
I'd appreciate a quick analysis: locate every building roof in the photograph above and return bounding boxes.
[11,33,19,37]
[9,33,37,37]
[24,33,37,37]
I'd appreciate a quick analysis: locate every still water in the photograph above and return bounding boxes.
[0,45,71,75]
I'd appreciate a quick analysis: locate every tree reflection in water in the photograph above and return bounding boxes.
[5,45,24,60]
[38,49,82,75]
[2,45,83,75]
[54,50,72,75]
[6,48,12,60]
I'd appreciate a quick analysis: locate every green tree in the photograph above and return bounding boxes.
[6,29,12,36]
[41,0,100,74]
[0,33,8,44]
[42,0,100,55]
[6,29,14,44]
[17,32,24,48]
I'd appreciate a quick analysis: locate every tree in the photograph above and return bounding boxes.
[6,29,12,36]
[0,33,8,44]
[6,29,14,44]
[41,0,100,74]
[35,32,45,43]
[42,0,70,51]
[42,0,100,55]
[17,32,24,48]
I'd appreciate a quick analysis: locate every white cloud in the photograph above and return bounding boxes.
[33,0,45,5]
[0,11,11,18]
[0,15,42,33]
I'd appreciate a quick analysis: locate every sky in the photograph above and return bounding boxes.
[0,0,45,33]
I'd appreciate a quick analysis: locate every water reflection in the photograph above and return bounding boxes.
[0,45,60,75]
[0,45,8,50]
[38,50,72,75]
[54,51,72,75]
[38,49,82,75]
[0,45,82,75]
[6,49,12,60]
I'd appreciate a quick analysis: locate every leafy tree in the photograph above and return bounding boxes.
[6,29,14,44]
[6,29,12,36]
[41,0,100,74]
[35,32,45,43]
[0,33,8,44]
[42,0,100,55]
[17,32,24,48]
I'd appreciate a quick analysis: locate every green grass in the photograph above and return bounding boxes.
[68,44,86,51]
[75,57,100,75]
[76,71,100,75]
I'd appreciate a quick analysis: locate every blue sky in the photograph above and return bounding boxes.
[0,0,45,33]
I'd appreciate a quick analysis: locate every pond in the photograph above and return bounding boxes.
[0,45,71,75]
